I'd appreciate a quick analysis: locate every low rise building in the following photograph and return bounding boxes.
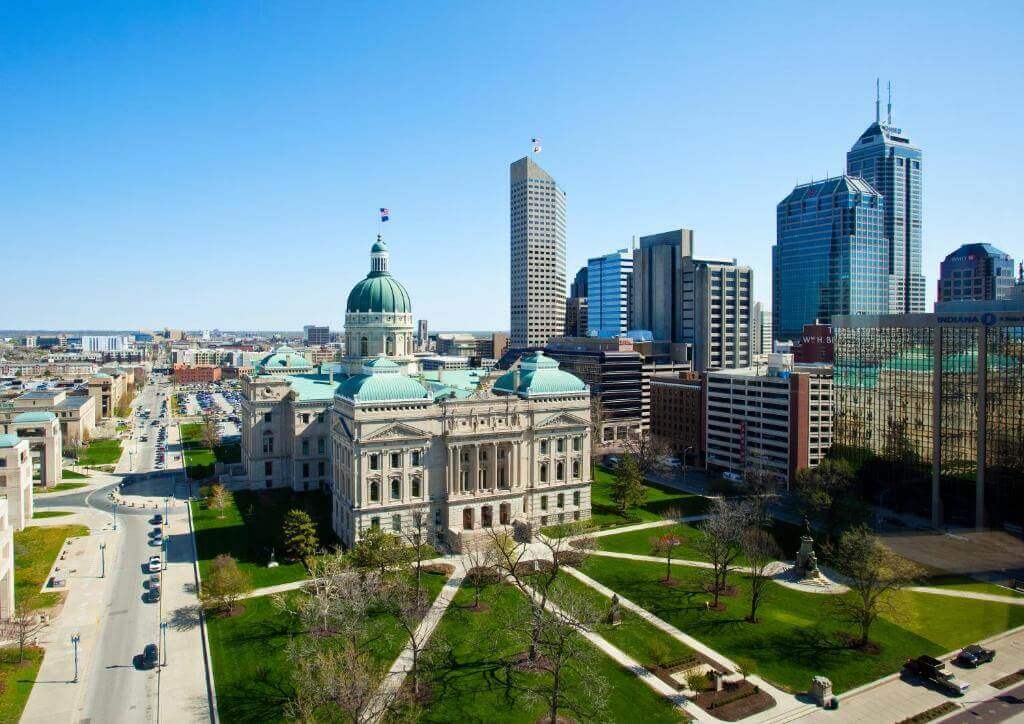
[420,356,470,371]
[7,388,95,443]
[0,434,33,530]
[172,364,223,384]
[0,500,12,617]
[650,372,704,465]
[705,355,833,489]
[1,411,62,487]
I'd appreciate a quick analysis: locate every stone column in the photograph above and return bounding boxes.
[470,444,479,496]
[489,441,498,490]
[447,445,454,494]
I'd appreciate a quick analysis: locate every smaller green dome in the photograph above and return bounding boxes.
[258,345,312,372]
[13,411,56,423]
[371,239,388,253]
[494,352,588,397]
[0,433,23,448]
[338,356,430,403]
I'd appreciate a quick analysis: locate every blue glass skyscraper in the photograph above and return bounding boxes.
[846,83,924,314]
[587,249,633,338]
[773,176,887,340]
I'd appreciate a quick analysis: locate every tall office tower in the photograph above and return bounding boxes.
[586,249,633,338]
[510,156,566,348]
[564,297,588,337]
[570,266,588,299]
[682,257,753,371]
[846,83,924,314]
[417,319,429,350]
[751,301,773,355]
[630,229,695,341]
[303,325,331,346]
[773,176,887,341]
[937,243,1016,305]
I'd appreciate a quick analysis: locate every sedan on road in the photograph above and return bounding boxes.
[957,644,996,667]
[147,555,162,573]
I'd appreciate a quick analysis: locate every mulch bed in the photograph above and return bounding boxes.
[693,681,775,721]
[464,601,491,613]
[534,716,576,724]
[509,650,553,673]
[836,632,882,655]
[896,702,958,723]
[421,563,455,576]
[991,668,1024,689]
[211,603,246,618]
[554,550,588,567]
[514,560,554,575]
[659,577,682,588]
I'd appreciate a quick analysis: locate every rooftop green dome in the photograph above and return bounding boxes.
[494,351,588,397]
[338,357,430,403]
[258,345,312,372]
[346,237,412,314]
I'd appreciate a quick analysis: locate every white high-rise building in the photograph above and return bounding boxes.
[752,301,773,355]
[510,156,566,348]
[81,335,130,352]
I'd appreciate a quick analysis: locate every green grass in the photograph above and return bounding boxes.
[33,481,89,494]
[207,571,448,722]
[923,573,1024,599]
[14,524,90,611]
[0,647,44,722]
[32,511,74,519]
[61,469,88,479]
[180,423,240,478]
[579,555,1024,694]
[417,579,686,723]
[191,487,336,588]
[78,439,122,466]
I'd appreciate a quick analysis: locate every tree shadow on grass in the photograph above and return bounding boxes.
[217,664,295,722]
[421,651,533,720]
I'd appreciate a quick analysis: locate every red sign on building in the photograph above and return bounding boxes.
[793,323,834,364]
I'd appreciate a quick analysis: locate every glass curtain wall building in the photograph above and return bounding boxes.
[773,176,887,341]
[586,249,633,338]
[833,305,1024,529]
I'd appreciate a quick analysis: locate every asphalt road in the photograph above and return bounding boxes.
[62,378,181,723]
[945,681,1024,722]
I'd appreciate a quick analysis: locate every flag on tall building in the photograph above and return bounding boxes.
[531,137,541,153]
[379,208,390,222]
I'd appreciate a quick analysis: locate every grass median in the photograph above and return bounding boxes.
[14,524,90,611]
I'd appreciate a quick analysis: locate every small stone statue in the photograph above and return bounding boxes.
[608,594,622,626]
[267,548,279,568]
[803,515,812,537]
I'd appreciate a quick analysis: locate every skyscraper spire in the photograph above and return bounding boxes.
[875,78,880,124]
[887,81,892,125]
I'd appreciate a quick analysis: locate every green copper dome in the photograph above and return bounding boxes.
[258,345,312,372]
[346,237,412,314]
[337,357,430,403]
[494,351,588,397]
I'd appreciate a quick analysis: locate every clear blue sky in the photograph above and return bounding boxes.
[3,1,1022,331]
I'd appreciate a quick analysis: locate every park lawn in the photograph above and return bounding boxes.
[923,573,1024,599]
[78,439,122,466]
[417,579,686,723]
[554,571,693,667]
[34,481,89,495]
[579,556,1024,694]
[0,647,44,722]
[33,511,74,519]
[191,487,336,588]
[62,469,89,479]
[180,423,240,478]
[207,571,448,722]
[14,524,90,611]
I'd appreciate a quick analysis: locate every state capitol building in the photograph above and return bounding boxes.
[240,237,593,550]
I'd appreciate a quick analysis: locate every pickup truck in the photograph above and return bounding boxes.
[903,655,970,696]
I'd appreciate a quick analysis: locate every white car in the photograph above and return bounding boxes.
[147,555,162,573]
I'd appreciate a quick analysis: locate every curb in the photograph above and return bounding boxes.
[186,489,219,723]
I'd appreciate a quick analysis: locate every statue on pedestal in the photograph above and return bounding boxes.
[608,594,622,626]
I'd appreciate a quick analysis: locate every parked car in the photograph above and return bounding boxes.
[148,555,162,573]
[140,643,159,669]
[147,586,161,603]
[903,655,970,696]
[956,644,996,667]
[151,514,163,525]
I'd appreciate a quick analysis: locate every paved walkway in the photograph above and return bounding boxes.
[241,579,310,600]
[907,586,1024,606]
[562,565,816,723]
[560,515,709,543]
[365,561,466,723]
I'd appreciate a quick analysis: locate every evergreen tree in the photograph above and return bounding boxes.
[282,508,319,562]
[610,453,646,516]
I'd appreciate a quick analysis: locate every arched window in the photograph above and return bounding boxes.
[386,336,395,355]
[572,460,580,478]
[556,462,564,480]
[539,463,548,482]
[369,480,380,502]
[390,478,401,500]
[411,476,421,497]
[360,336,368,356]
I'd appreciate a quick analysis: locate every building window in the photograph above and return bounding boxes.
[391,452,401,468]
[263,412,272,423]
[482,505,493,528]
[572,436,581,451]
[540,495,548,511]
[392,514,401,532]
[557,493,565,508]
[369,480,380,502]
[371,517,380,530]
[411,476,421,497]
[262,433,274,455]
[369,453,380,470]
[540,439,548,454]
[539,463,548,482]
[264,461,272,476]
[301,413,310,424]
[301,439,309,456]
[573,491,581,506]
[500,502,511,525]
[390,478,401,500]
[302,463,309,478]
[411,450,421,466]
[556,462,565,480]
[318,438,325,455]
[318,461,325,477]
[463,508,474,530]
[557,438,565,453]
[361,337,369,356]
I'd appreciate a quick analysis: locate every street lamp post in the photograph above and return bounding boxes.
[113,500,118,531]
[99,542,106,578]
[681,446,694,491]
[160,622,168,667]
[71,633,81,683]
[164,497,169,528]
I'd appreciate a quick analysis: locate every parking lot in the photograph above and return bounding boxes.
[174,383,242,440]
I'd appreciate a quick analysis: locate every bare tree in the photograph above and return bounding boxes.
[828,525,922,648]
[285,638,383,723]
[0,604,46,662]
[622,429,671,478]
[518,582,610,724]
[650,532,685,583]
[401,508,431,604]
[201,411,220,449]
[463,538,499,610]
[379,577,433,697]
[740,527,780,623]
[694,498,755,609]
[199,554,252,614]
[207,483,230,519]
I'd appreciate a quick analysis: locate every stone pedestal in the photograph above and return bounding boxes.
[812,675,833,707]
[607,594,623,626]
[796,535,820,577]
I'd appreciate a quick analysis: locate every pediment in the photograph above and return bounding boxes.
[362,421,432,441]
[536,412,589,429]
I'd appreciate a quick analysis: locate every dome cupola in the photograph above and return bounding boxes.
[346,236,412,315]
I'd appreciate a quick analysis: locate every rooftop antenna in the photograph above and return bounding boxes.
[875,78,880,124]
[887,81,892,125]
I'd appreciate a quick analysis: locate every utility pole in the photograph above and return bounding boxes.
[99,542,106,578]
[71,633,81,683]
[161,622,168,667]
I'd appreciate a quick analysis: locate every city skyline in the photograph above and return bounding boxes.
[4,2,1023,330]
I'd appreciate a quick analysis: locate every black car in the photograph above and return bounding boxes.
[151,514,163,525]
[140,643,159,668]
[956,644,996,667]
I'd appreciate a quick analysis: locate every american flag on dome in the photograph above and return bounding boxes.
[379,208,390,222]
